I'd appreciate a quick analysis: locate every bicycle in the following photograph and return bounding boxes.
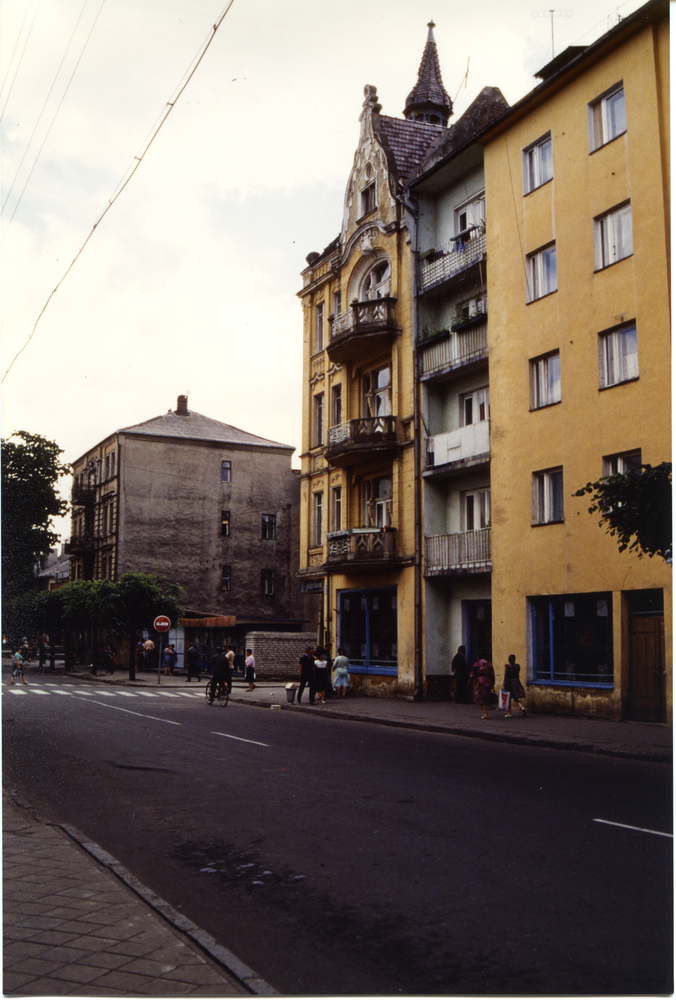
[205,679,229,707]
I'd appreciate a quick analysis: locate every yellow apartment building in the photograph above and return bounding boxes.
[481,0,670,720]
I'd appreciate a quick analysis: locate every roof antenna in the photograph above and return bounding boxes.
[531,9,573,60]
[453,57,470,103]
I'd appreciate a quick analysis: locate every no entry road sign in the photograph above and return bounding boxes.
[154,616,171,633]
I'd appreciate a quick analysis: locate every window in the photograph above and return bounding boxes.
[331,486,342,533]
[523,132,553,193]
[533,468,564,524]
[461,387,490,426]
[361,183,376,216]
[331,383,343,427]
[315,301,325,353]
[313,393,324,447]
[530,351,561,409]
[599,323,638,388]
[261,569,275,596]
[464,488,491,531]
[221,460,231,483]
[456,293,487,324]
[312,492,324,547]
[603,450,641,476]
[110,452,115,477]
[338,587,397,675]
[333,289,342,317]
[221,566,231,592]
[261,514,276,540]
[364,475,392,528]
[221,510,230,537]
[589,84,626,151]
[363,366,391,418]
[594,202,633,269]
[527,243,557,301]
[531,593,613,685]
[455,192,485,234]
[361,260,391,300]
[105,455,110,480]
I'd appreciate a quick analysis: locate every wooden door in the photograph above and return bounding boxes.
[628,615,666,722]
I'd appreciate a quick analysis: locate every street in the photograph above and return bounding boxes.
[3,674,672,995]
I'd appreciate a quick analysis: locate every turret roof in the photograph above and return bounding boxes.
[404,21,453,123]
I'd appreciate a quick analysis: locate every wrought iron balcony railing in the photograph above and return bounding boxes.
[327,297,398,361]
[71,484,96,505]
[64,534,96,554]
[328,415,397,450]
[420,226,486,292]
[425,528,491,575]
[326,527,397,564]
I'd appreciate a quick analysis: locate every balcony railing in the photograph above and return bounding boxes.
[328,415,397,449]
[425,420,490,470]
[419,322,487,378]
[71,484,96,505]
[326,527,397,565]
[328,297,398,361]
[420,226,486,292]
[425,528,492,575]
[64,534,95,554]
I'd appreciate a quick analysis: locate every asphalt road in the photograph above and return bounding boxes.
[3,675,672,995]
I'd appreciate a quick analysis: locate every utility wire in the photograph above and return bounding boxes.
[1,0,237,386]
[0,0,42,119]
[2,0,91,218]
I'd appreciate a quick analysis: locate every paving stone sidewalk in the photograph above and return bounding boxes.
[3,788,272,997]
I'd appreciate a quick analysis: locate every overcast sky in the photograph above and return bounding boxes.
[1,0,647,540]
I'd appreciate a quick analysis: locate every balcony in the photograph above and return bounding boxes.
[420,226,486,294]
[71,484,96,505]
[425,421,490,475]
[419,321,487,380]
[325,527,400,571]
[327,297,399,362]
[64,534,95,554]
[425,528,492,576]
[325,416,398,467]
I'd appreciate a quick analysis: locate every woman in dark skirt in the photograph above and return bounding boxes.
[503,654,526,717]
[469,657,495,720]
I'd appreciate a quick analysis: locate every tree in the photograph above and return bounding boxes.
[574,462,672,560]
[1,432,69,601]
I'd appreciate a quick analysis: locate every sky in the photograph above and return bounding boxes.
[1,0,649,541]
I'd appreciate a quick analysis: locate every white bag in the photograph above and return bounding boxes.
[498,689,510,711]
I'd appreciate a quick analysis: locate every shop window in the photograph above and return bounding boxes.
[338,587,397,675]
[531,592,613,685]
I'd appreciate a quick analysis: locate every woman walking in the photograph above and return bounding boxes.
[469,656,494,720]
[502,654,527,717]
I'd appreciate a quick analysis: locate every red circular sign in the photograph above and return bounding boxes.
[154,616,171,633]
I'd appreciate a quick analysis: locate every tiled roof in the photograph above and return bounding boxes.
[119,410,294,451]
[379,116,447,180]
[404,22,453,121]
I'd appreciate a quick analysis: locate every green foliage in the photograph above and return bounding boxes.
[1,431,69,599]
[574,462,672,560]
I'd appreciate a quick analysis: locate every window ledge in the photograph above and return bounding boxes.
[529,400,561,412]
[589,130,626,154]
[526,289,558,305]
[523,176,553,197]
[357,207,378,224]
[529,679,614,690]
[531,519,565,527]
[593,253,633,273]
[598,376,639,392]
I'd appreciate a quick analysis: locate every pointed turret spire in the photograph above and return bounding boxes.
[404,21,452,127]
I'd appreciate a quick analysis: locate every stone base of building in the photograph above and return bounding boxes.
[526,684,621,721]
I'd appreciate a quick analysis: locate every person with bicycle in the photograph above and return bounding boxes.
[207,646,232,704]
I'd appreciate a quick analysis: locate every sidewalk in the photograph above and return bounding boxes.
[3,787,277,997]
[62,667,673,764]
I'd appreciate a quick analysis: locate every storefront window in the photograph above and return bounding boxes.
[339,587,397,675]
[531,592,613,686]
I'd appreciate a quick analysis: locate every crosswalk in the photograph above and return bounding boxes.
[3,684,205,700]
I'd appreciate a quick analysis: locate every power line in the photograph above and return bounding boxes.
[0,0,42,119]
[1,0,237,386]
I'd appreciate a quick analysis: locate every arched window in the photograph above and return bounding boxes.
[361,260,391,300]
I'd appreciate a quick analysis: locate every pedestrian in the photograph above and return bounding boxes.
[298,647,315,704]
[502,654,527,717]
[207,646,232,703]
[103,644,116,674]
[135,640,145,671]
[186,643,201,682]
[314,647,329,704]
[144,637,155,670]
[11,648,27,685]
[469,655,495,720]
[163,644,177,675]
[332,648,350,698]
[451,644,469,703]
[245,648,256,690]
[225,644,236,676]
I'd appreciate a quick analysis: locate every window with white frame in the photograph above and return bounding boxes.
[589,83,626,151]
[594,202,633,269]
[527,243,557,301]
[313,393,324,447]
[331,486,342,533]
[363,365,391,418]
[603,450,642,476]
[530,351,561,409]
[456,293,487,324]
[533,467,564,524]
[455,191,485,234]
[331,383,342,427]
[463,488,491,531]
[332,289,342,317]
[312,492,324,547]
[599,323,638,388]
[461,386,489,426]
[315,301,325,353]
[523,132,553,194]
[361,182,376,217]
[363,475,392,528]
[221,460,231,483]
[361,260,391,300]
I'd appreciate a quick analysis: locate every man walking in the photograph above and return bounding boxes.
[452,645,470,704]
[298,647,315,704]
[186,643,201,682]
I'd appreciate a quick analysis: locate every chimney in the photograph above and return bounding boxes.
[176,395,189,416]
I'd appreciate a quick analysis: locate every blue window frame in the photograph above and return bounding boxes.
[531,592,613,687]
[338,587,397,675]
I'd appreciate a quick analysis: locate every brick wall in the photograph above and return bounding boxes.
[244,631,318,680]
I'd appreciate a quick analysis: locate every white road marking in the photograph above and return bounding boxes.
[116,692,138,697]
[28,689,49,695]
[51,689,72,695]
[211,731,269,747]
[135,692,159,697]
[175,691,202,698]
[72,696,181,725]
[68,689,96,696]
[8,689,27,695]
[593,818,672,838]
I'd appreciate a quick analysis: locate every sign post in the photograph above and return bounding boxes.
[154,615,171,684]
